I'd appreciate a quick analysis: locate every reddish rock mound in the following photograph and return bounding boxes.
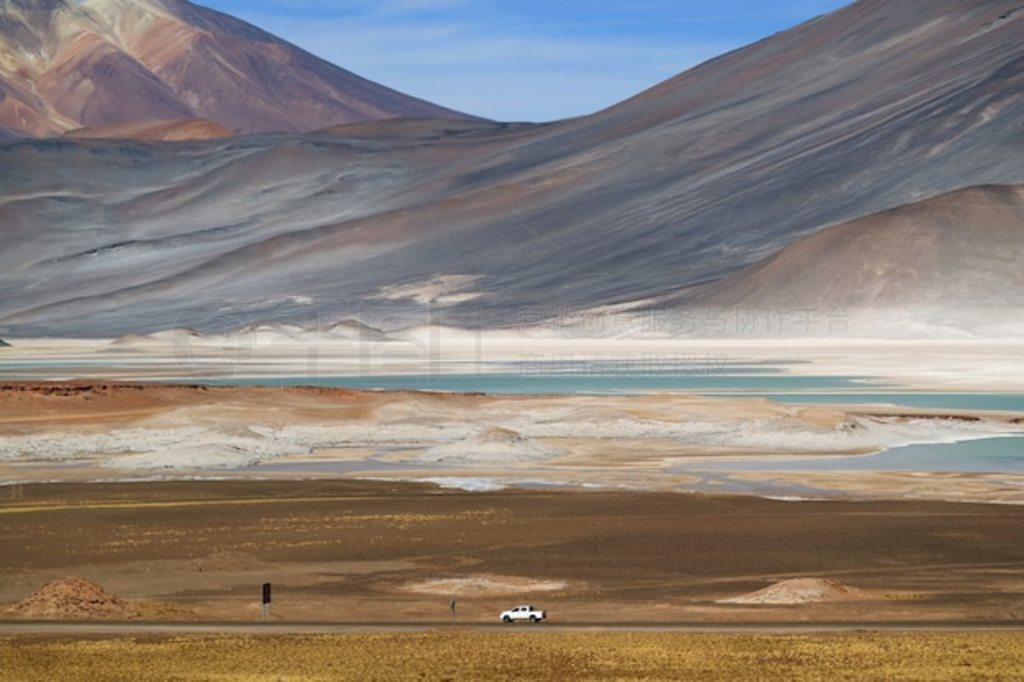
[11,577,136,620]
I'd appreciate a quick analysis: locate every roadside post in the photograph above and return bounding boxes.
[261,582,272,622]
[449,595,456,625]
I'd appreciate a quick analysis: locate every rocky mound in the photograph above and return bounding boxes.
[718,578,864,605]
[11,577,135,619]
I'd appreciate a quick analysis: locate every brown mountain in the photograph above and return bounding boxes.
[0,0,474,137]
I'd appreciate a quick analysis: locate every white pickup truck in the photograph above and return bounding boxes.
[500,605,547,623]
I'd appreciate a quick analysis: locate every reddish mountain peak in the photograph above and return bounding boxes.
[0,0,476,137]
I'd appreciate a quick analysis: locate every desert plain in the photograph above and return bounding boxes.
[2,338,1024,625]
[1,338,1023,681]
[5,478,1024,624]
[3,477,1024,679]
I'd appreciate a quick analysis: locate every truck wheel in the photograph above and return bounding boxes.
[530,615,538,623]
[503,616,512,624]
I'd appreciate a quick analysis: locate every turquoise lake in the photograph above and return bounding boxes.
[181,372,1024,413]
[673,437,1024,475]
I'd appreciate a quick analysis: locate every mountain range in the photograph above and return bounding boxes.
[0,0,472,137]
[1,0,1023,338]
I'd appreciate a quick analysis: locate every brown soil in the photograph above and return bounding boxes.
[190,552,269,573]
[0,382,490,428]
[2,480,1024,624]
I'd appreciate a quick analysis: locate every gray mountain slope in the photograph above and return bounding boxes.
[692,185,1024,311]
[1,0,1023,336]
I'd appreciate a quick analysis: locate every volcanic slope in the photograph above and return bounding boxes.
[0,0,473,137]
[1,0,1023,336]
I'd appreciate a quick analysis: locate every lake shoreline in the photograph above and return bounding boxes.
[1,381,1022,503]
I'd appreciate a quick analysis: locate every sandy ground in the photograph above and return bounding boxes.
[2,480,1024,626]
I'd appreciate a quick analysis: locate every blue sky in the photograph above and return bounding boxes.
[201,0,849,122]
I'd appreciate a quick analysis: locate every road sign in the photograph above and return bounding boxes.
[261,583,272,622]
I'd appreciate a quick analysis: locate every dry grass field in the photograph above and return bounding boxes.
[3,631,1024,681]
